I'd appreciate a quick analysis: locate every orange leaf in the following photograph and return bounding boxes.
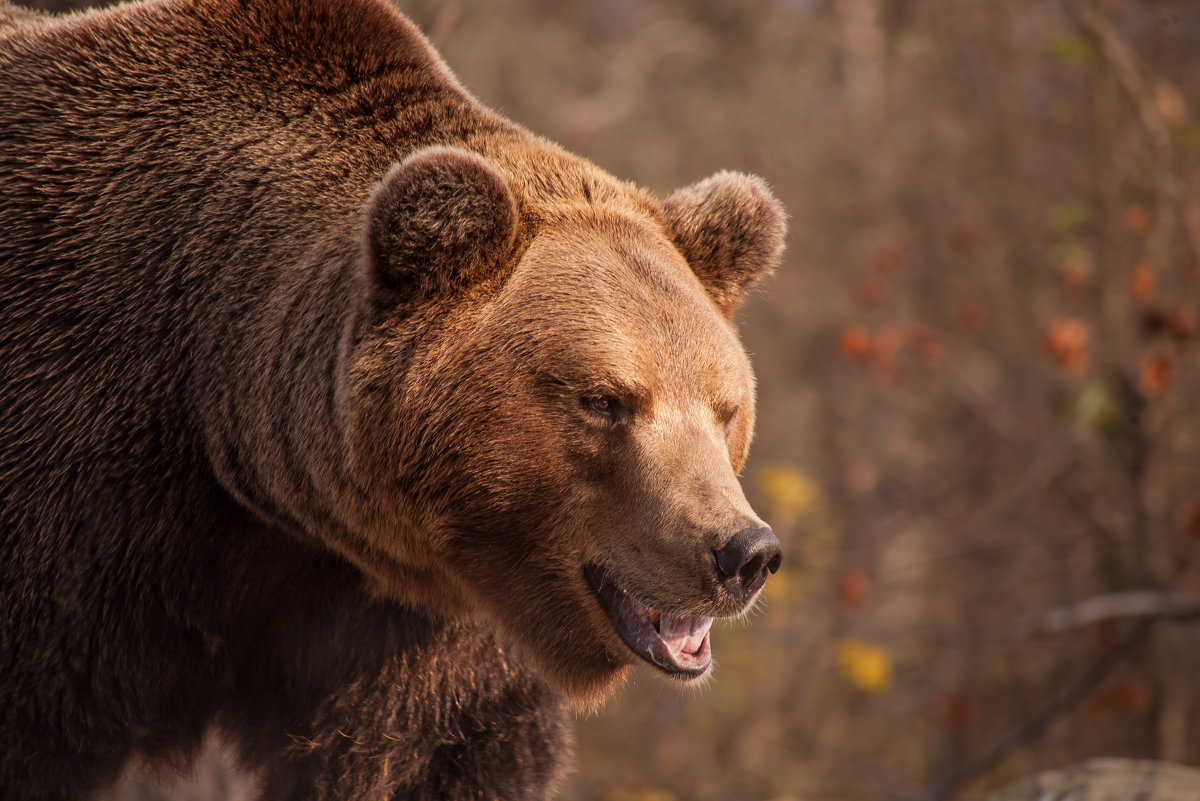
[838,568,868,612]
[839,326,872,362]
[1043,317,1089,375]
[1130,260,1156,301]
[1137,350,1174,398]
[957,301,986,334]
[1123,204,1150,235]
[1170,306,1196,344]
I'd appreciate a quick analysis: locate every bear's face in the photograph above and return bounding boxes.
[351,147,785,701]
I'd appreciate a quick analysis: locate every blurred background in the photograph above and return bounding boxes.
[20,0,1200,798]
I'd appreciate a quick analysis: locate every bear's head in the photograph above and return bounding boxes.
[350,145,785,702]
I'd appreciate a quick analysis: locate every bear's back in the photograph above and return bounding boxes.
[0,0,498,506]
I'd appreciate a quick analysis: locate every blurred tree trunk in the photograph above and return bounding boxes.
[839,0,884,121]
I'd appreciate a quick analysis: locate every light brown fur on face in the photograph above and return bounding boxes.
[353,198,779,701]
[1,0,785,796]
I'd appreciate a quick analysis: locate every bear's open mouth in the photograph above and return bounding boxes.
[583,565,713,679]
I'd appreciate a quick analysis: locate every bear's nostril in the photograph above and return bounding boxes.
[739,554,764,590]
[712,525,782,604]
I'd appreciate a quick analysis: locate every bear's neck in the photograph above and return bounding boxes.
[188,226,372,554]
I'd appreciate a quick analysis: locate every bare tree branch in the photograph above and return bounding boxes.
[1022,590,1200,636]
[926,619,1154,801]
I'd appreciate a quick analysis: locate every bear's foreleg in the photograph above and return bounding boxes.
[217,567,571,801]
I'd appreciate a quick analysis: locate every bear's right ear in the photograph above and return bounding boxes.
[363,146,518,300]
[663,172,786,319]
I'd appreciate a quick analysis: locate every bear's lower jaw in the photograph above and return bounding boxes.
[583,565,713,680]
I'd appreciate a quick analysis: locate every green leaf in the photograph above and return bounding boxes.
[1049,34,1094,67]
[1050,200,1093,237]
[1072,379,1120,433]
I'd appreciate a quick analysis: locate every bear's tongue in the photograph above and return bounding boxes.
[586,566,713,678]
[656,612,713,663]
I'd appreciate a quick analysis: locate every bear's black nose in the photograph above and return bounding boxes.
[713,526,782,604]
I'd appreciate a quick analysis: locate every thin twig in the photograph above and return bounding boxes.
[1067,0,1200,267]
[925,618,1154,801]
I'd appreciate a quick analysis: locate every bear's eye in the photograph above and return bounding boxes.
[718,404,740,429]
[585,394,623,422]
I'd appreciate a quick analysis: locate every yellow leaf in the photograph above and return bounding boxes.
[760,465,819,517]
[837,639,892,694]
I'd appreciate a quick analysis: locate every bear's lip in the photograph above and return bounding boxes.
[583,564,713,680]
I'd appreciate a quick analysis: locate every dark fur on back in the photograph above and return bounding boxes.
[0,1,569,798]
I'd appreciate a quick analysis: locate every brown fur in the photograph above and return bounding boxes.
[0,0,786,798]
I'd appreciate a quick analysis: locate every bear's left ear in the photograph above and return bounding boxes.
[364,146,519,301]
[663,172,786,318]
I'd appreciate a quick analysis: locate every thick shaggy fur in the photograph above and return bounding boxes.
[0,1,786,799]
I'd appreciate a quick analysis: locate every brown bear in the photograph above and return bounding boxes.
[0,0,786,799]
